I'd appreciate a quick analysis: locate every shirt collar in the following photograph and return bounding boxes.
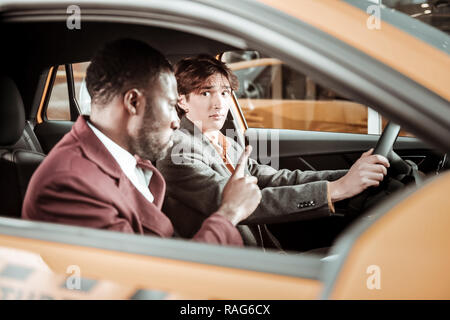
[87,121,138,173]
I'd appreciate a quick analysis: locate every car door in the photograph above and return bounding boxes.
[0,216,323,300]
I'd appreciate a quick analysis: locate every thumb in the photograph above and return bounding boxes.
[231,145,252,180]
[361,148,374,158]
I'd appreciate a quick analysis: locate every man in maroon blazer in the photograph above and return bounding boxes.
[22,39,261,246]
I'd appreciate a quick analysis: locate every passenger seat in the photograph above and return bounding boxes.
[0,76,46,217]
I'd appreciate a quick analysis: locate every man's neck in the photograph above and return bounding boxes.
[203,130,220,146]
[88,117,130,153]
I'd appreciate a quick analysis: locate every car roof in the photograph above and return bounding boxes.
[1,0,448,100]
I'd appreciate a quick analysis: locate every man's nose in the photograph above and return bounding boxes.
[171,109,180,130]
[212,93,226,109]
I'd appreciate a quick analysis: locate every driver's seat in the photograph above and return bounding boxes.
[0,75,46,217]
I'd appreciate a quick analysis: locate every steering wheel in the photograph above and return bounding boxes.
[372,122,411,174]
[346,121,419,214]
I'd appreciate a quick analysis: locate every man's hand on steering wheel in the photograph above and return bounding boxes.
[328,148,390,202]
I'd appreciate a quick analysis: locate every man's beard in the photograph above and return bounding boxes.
[129,106,171,163]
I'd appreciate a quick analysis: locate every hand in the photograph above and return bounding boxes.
[329,148,390,202]
[217,145,262,225]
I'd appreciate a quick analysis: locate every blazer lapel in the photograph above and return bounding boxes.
[180,116,233,175]
[73,116,173,237]
[116,174,173,237]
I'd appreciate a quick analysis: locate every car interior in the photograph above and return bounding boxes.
[1,17,449,259]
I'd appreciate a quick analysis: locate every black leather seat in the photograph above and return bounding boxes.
[0,75,46,217]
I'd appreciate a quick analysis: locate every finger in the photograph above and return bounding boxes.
[232,145,252,180]
[367,179,381,187]
[245,176,258,184]
[364,172,385,182]
[362,177,381,188]
[375,155,390,168]
[361,148,374,158]
[251,184,262,201]
[366,154,390,168]
[367,163,388,175]
[380,164,388,175]
[256,188,262,202]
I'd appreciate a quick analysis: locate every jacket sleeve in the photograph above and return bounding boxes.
[191,213,243,246]
[243,158,348,223]
[23,171,135,233]
[157,148,243,245]
[248,158,348,188]
[157,154,228,218]
[157,144,349,226]
[24,168,242,246]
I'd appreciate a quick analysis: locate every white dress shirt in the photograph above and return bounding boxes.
[87,121,154,203]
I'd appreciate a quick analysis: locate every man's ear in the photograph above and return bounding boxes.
[123,89,145,116]
[177,94,189,112]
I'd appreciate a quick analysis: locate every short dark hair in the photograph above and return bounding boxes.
[86,38,173,105]
[174,55,239,117]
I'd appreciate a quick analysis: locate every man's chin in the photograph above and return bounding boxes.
[153,143,171,162]
[208,122,225,132]
[136,135,176,162]
[135,145,166,163]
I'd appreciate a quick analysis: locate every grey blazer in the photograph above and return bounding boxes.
[157,116,347,247]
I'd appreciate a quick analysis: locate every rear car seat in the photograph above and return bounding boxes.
[0,76,46,217]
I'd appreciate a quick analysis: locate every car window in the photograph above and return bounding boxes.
[222,51,414,137]
[73,62,91,115]
[46,65,70,120]
[46,62,90,120]
[384,0,450,34]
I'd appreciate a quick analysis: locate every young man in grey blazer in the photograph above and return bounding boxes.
[156,55,390,249]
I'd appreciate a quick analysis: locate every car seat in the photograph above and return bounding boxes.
[0,75,46,217]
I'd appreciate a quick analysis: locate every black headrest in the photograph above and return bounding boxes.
[0,76,25,145]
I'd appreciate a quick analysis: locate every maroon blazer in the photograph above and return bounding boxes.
[22,116,243,246]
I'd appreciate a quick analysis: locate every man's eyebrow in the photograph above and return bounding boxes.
[199,85,231,90]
